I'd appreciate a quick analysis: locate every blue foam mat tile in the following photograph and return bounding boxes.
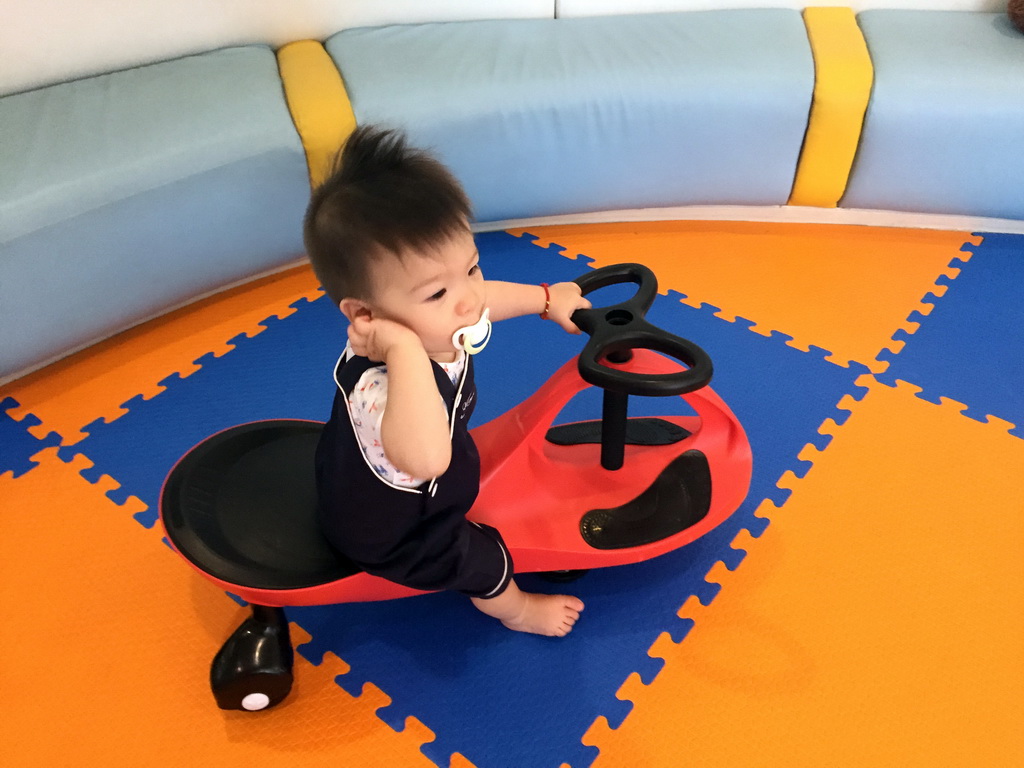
[57,293,347,518]
[877,232,1024,437]
[0,397,61,479]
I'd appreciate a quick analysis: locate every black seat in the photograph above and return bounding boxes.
[161,420,359,590]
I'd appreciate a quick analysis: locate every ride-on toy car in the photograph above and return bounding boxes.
[159,263,752,712]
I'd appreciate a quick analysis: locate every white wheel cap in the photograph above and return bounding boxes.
[241,693,271,711]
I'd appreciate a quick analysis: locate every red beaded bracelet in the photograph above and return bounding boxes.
[539,283,551,319]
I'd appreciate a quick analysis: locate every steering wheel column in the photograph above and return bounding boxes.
[571,263,714,470]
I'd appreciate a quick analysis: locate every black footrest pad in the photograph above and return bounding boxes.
[546,418,690,447]
[581,449,712,550]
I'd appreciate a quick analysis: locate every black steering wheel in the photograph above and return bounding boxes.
[571,263,713,396]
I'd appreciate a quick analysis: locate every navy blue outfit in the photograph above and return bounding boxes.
[315,349,513,599]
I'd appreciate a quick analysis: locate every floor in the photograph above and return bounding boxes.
[2,221,1021,767]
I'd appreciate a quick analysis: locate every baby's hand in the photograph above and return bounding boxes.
[545,282,592,335]
[348,315,422,362]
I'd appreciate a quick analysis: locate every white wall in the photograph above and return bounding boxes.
[0,0,553,96]
[557,1,1006,16]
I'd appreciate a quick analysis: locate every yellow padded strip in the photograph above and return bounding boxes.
[277,40,357,189]
[789,7,873,208]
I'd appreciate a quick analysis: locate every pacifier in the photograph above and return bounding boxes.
[452,308,492,355]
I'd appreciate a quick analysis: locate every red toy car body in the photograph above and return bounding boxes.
[158,263,752,710]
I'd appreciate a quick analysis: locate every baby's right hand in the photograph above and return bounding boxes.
[348,315,422,362]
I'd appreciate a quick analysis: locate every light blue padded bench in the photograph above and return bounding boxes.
[842,11,1024,220]
[0,46,310,380]
[326,10,815,222]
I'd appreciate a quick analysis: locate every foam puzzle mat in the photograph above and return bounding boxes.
[2,221,1021,767]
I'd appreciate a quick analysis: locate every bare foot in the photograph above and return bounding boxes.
[502,592,584,637]
[472,580,584,637]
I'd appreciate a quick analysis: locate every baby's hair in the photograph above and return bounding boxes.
[303,125,472,304]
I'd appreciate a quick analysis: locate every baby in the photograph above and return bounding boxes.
[303,126,589,636]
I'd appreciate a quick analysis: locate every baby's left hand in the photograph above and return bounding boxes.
[545,282,592,334]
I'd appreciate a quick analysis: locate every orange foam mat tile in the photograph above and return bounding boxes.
[0,449,438,768]
[2,265,323,444]
[584,376,1023,766]
[511,222,974,372]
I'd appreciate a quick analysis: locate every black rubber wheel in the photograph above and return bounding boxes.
[211,606,294,711]
[538,569,590,583]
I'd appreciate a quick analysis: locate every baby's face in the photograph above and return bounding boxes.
[367,228,486,361]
